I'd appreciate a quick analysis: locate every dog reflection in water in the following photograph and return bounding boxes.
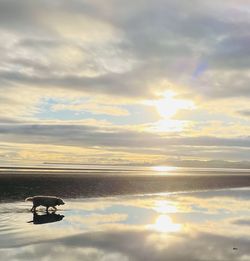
[28,212,65,225]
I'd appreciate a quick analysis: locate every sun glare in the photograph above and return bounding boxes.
[152,166,177,172]
[155,91,195,119]
[149,215,182,233]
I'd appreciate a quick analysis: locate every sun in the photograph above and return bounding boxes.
[155,91,195,119]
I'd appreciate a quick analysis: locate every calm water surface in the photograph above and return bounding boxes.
[1,186,250,260]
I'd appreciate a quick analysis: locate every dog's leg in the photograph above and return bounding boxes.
[30,204,36,212]
[52,206,57,211]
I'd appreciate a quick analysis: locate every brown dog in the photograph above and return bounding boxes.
[25,196,65,212]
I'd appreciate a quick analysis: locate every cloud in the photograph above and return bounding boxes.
[51,102,129,116]
[0,0,249,100]
[2,123,250,149]
[237,110,250,118]
[209,35,250,70]
[232,219,250,226]
[0,0,250,164]
[2,228,250,261]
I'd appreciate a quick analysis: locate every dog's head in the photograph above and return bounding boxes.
[57,198,65,206]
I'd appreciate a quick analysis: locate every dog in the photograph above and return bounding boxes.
[25,196,65,212]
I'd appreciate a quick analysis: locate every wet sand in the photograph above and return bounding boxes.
[0,172,250,202]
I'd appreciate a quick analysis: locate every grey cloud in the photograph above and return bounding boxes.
[0,117,22,124]
[0,67,156,98]
[192,70,250,99]
[17,38,65,53]
[9,58,50,73]
[233,219,250,226]
[1,123,250,149]
[237,110,250,117]
[0,0,54,37]
[0,0,249,100]
[0,0,36,28]
[209,35,250,70]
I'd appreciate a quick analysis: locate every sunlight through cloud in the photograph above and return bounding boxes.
[155,91,195,119]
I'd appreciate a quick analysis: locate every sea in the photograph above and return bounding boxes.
[0,164,250,260]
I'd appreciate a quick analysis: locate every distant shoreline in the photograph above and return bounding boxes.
[1,165,250,176]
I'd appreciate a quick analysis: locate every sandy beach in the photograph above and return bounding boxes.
[0,170,250,260]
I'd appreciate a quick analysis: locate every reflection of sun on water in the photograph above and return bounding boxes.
[154,200,177,213]
[152,166,177,172]
[148,199,181,233]
[149,215,182,233]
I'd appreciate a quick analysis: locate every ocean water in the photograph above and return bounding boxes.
[0,169,250,260]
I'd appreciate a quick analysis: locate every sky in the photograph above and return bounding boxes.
[0,0,250,167]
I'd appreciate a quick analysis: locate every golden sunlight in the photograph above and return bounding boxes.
[155,91,195,119]
[149,215,182,233]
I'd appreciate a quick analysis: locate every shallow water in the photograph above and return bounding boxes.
[1,187,250,260]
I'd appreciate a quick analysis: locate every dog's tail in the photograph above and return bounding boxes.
[25,197,33,202]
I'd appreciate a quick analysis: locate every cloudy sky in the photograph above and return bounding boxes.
[0,0,250,166]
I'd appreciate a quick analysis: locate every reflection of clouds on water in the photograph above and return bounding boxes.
[1,228,249,261]
[66,198,113,212]
[153,200,178,214]
[68,213,127,228]
[1,188,250,260]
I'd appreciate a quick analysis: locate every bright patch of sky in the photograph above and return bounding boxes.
[36,98,159,125]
